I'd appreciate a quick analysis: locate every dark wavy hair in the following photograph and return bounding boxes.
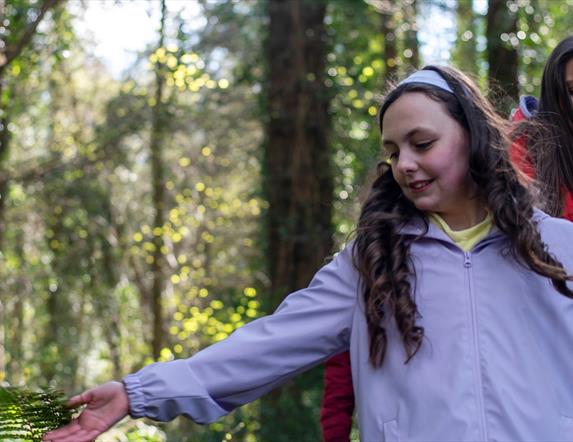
[528,35,573,215]
[355,65,573,368]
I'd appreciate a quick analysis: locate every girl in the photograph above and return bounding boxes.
[511,35,573,218]
[321,36,573,441]
[44,66,573,442]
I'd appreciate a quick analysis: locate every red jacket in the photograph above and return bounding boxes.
[510,96,573,221]
[320,351,354,442]
[319,97,573,442]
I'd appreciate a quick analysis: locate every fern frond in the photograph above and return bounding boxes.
[0,386,72,442]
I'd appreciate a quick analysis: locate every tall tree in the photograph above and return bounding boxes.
[403,0,420,71]
[487,0,518,112]
[0,0,59,245]
[149,0,168,360]
[262,0,333,439]
[266,0,333,327]
[0,0,58,81]
[453,0,478,75]
[0,0,59,382]
[380,1,398,83]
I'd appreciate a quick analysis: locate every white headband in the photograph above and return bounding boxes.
[397,69,454,94]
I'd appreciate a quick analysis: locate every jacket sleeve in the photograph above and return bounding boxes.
[320,351,354,442]
[509,137,535,180]
[509,104,535,180]
[123,243,359,424]
[563,192,573,222]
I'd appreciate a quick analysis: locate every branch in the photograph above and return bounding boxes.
[0,157,59,186]
[0,150,105,187]
[0,0,61,78]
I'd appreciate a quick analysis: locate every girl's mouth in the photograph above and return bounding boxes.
[408,179,434,193]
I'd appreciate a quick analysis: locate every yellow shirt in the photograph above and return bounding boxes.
[428,212,493,252]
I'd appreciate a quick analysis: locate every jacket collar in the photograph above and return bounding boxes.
[397,208,549,248]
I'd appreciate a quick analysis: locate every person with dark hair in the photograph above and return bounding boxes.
[511,34,573,219]
[44,66,573,442]
[321,39,573,441]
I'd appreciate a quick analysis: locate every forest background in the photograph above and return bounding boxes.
[0,0,571,441]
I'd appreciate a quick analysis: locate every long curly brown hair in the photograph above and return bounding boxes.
[356,65,573,368]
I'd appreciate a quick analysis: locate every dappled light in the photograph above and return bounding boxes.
[0,0,571,440]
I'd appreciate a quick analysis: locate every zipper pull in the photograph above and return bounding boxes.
[464,252,472,268]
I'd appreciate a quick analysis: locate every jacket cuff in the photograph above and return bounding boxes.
[122,360,231,424]
[123,373,146,418]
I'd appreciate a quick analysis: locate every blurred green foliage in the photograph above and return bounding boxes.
[0,0,571,440]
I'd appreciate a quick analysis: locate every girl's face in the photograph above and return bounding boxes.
[382,92,482,229]
[565,57,573,106]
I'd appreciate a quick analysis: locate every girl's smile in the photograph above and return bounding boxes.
[408,179,435,193]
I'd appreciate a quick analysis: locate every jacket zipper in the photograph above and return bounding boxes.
[464,251,488,440]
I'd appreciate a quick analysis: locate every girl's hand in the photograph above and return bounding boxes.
[42,381,129,442]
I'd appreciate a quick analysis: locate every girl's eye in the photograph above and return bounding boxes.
[414,141,434,150]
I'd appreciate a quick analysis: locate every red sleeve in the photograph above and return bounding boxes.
[320,351,354,442]
[509,137,535,180]
[562,192,573,221]
[509,107,536,180]
[511,107,573,220]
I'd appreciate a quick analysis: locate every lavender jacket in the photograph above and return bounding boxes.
[124,210,573,441]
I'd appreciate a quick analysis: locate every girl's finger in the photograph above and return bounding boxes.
[67,391,93,408]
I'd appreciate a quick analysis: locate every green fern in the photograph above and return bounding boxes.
[0,386,72,442]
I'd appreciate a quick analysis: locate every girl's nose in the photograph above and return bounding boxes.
[395,152,418,175]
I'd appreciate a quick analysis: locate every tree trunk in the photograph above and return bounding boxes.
[89,225,122,380]
[487,0,518,113]
[6,234,26,385]
[100,207,123,378]
[150,0,167,360]
[0,109,9,380]
[404,0,419,71]
[0,0,58,384]
[521,0,540,96]
[453,0,478,75]
[381,2,398,83]
[261,0,333,440]
[7,295,23,384]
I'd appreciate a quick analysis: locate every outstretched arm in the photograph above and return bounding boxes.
[123,244,358,424]
[42,381,129,442]
[45,243,358,435]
